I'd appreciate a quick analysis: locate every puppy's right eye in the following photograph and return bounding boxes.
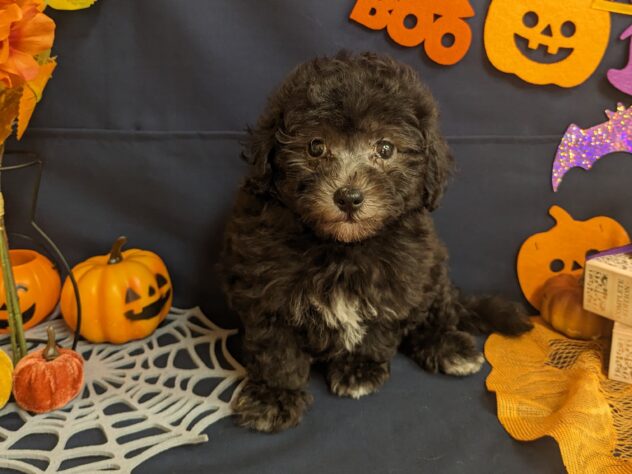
[375,139,395,159]
[307,138,327,157]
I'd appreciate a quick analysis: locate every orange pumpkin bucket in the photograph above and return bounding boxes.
[0,249,61,334]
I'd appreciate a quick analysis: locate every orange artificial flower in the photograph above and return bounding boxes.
[0,0,54,88]
[17,57,55,138]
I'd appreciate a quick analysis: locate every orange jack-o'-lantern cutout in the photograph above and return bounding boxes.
[60,236,173,344]
[484,0,611,87]
[0,250,61,334]
[517,206,630,310]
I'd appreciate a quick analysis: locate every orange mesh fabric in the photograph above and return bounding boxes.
[485,318,632,473]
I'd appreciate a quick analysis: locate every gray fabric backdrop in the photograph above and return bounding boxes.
[3,1,631,472]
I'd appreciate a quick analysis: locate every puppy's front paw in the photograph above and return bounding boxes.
[409,330,484,376]
[232,380,313,433]
[327,359,390,399]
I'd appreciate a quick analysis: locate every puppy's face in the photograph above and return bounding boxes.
[273,123,426,243]
[245,53,453,243]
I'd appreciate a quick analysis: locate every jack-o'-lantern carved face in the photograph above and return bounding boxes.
[517,206,630,310]
[0,250,61,334]
[124,273,171,321]
[0,286,35,330]
[484,0,611,87]
[60,237,174,344]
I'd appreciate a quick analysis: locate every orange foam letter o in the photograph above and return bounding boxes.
[425,17,472,65]
[386,1,433,47]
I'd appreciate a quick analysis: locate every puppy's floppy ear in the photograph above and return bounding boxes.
[421,126,454,211]
[399,61,454,211]
[242,107,281,196]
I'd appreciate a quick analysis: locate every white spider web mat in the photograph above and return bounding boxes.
[0,307,245,473]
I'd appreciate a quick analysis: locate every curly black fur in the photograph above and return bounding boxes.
[220,52,532,433]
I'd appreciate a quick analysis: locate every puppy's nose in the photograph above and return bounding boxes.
[334,187,364,213]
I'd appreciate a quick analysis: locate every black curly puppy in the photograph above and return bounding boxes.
[220,52,532,432]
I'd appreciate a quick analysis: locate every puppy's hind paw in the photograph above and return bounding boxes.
[440,352,485,376]
[232,380,313,433]
[404,330,485,376]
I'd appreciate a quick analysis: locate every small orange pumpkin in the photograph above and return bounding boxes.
[517,206,630,310]
[0,348,12,410]
[60,236,173,344]
[0,250,61,334]
[540,274,613,340]
[12,326,84,413]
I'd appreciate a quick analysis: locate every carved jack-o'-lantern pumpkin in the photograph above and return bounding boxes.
[0,250,61,334]
[517,206,630,310]
[60,237,173,344]
[484,0,611,87]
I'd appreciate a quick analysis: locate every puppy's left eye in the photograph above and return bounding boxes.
[375,140,395,159]
[307,138,327,158]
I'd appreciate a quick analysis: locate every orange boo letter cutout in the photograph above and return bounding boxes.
[350,0,475,66]
[516,205,630,311]
[484,0,611,87]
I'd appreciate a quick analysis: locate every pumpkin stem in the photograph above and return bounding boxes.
[108,236,128,264]
[549,205,573,226]
[43,326,60,361]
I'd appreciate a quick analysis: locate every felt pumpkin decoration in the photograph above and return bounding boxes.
[60,236,173,344]
[0,250,61,334]
[483,0,611,87]
[540,274,612,340]
[517,206,630,310]
[12,326,84,413]
[0,348,12,410]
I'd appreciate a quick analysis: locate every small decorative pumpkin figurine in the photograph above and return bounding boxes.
[60,236,173,344]
[517,206,630,310]
[12,326,84,413]
[540,274,613,340]
[0,250,62,334]
[484,0,611,87]
[0,348,13,410]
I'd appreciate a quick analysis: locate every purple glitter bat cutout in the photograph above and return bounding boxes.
[552,103,632,192]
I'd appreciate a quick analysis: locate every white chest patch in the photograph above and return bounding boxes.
[310,292,367,352]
